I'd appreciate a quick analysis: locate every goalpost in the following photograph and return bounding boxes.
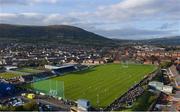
[32,79,65,99]
[48,80,65,99]
[122,60,129,68]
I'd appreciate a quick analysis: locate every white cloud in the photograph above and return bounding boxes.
[93,27,176,39]
[0,13,79,25]
[96,0,180,21]
[0,13,44,25]
[30,0,59,4]
[0,0,59,5]
[0,13,17,19]
[20,13,40,17]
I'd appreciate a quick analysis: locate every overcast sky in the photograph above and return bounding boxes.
[0,0,180,39]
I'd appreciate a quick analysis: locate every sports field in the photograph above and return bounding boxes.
[0,68,43,79]
[0,72,21,79]
[31,64,156,108]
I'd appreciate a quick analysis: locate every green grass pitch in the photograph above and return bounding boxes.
[30,64,156,108]
[0,72,21,79]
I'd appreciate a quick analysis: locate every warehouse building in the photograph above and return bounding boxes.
[77,99,91,111]
[148,81,173,94]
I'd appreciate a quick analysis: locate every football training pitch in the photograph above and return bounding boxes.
[30,64,156,108]
[0,72,21,79]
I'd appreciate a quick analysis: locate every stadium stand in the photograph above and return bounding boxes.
[21,71,55,83]
[11,65,88,84]
[53,66,77,74]
[105,70,158,111]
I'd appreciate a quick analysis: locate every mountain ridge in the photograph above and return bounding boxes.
[0,24,179,46]
[139,36,180,45]
[0,24,115,46]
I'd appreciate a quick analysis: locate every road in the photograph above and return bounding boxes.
[36,99,70,111]
[20,96,70,111]
[169,65,180,88]
[168,65,180,111]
